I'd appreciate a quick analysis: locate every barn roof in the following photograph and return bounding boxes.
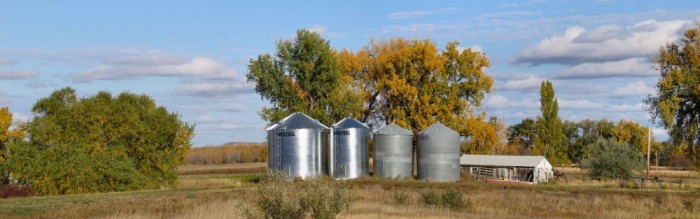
[459,155,551,168]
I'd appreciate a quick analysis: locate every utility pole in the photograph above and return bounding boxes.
[646,127,651,178]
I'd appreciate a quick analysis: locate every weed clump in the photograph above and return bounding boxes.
[441,189,465,210]
[250,171,352,219]
[392,190,411,205]
[420,189,466,211]
[420,190,441,206]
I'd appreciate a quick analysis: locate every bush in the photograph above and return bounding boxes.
[257,181,305,219]
[441,189,465,210]
[0,184,34,199]
[420,189,466,211]
[300,179,351,219]
[581,139,644,180]
[420,190,441,206]
[3,88,193,195]
[253,172,352,219]
[392,190,410,205]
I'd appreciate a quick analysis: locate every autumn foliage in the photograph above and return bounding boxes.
[186,143,267,165]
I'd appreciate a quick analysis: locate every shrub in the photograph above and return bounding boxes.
[420,190,441,206]
[300,179,351,219]
[253,171,352,219]
[0,184,34,199]
[581,139,644,180]
[392,190,411,205]
[441,189,465,210]
[257,181,305,219]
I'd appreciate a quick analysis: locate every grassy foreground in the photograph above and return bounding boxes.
[0,163,699,218]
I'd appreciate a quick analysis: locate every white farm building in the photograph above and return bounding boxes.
[460,155,554,184]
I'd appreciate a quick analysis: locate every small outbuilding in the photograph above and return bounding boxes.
[459,155,553,184]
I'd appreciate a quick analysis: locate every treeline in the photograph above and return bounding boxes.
[185,143,267,165]
[502,118,690,168]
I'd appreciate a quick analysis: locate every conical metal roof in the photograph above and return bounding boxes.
[376,123,414,135]
[418,122,459,136]
[333,117,368,129]
[275,112,328,130]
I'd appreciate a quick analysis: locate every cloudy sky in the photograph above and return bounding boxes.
[1,1,698,146]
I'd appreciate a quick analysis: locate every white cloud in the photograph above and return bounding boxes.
[220,104,245,112]
[74,54,239,82]
[514,19,693,65]
[308,25,326,35]
[0,70,38,80]
[11,112,32,123]
[612,81,655,97]
[485,94,540,109]
[195,114,220,124]
[0,59,17,65]
[605,103,645,112]
[559,99,605,109]
[387,8,459,19]
[652,127,669,140]
[216,124,261,130]
[500,74,543,90]
[555,57,656,79]
[478,10,542,19]
[469,45,483,53]
[175,81,254,97]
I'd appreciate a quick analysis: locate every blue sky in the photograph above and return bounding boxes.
[1,0,698,146]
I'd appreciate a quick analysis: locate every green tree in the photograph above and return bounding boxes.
[645,24,700,167]
[561,120,582,163]
[507,118,538,154]
[247,29,362,125]
[535,81,568,165]
[582,139,644,179]
[0,107,25,185]
[4,87,193,195]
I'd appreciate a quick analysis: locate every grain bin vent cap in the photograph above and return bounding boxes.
[376,123,414,135]
[418,122,459,136]
[276,112,329,130]
[333,117,368,129]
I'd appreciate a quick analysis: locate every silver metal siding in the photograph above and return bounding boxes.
[269,128,328,179]
[330,127,369,179]
[418,132,460,182]
[374,134,413,178]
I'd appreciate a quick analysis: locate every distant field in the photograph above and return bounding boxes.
[177,162,267,175]
[1,163,699,218]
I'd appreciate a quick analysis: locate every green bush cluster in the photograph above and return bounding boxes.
[581,139,644,180]
[251,171,352,219]
[420,190,441,206]
[1,87,194,195]
[420,189,465,210]
[392,190,410,205]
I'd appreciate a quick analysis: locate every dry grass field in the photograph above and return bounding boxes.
[1,163,699,219]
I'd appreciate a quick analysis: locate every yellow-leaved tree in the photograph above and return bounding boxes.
[340,38,494,141]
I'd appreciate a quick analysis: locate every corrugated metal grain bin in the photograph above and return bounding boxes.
[330,117,369,179]
[373,123,414,178]
[267,112,329,179]
[417,122,460,182]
